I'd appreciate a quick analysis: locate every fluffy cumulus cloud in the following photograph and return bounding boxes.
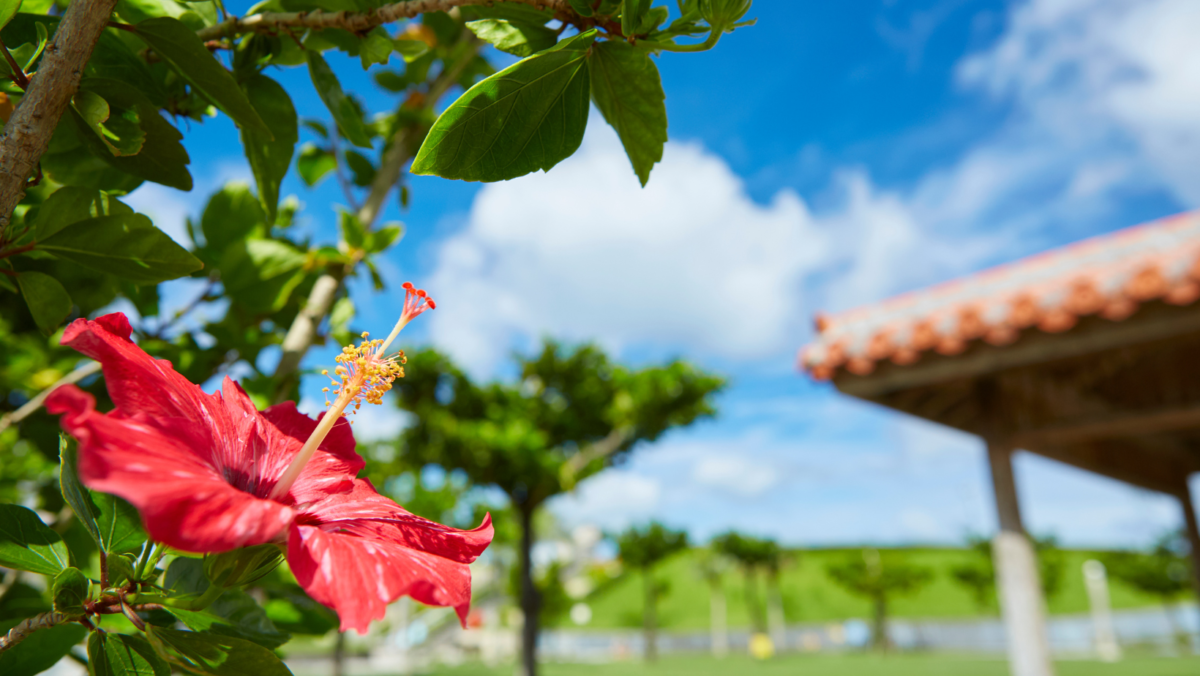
[425,124,997,373]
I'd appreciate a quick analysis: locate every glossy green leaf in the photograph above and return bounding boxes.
[359,29,392,69]
[72,90,146,157]
[134,17,269,134]
[366,223,403,253]
[306,51,372,148]
[89,631,171,676]
[296,144,336,187]
[343,149,376,187]
[0,504,69,575]
[15,271,72,335]
[622,0,649,35]
[76,78,192,191]
[411,30,596,182]
[242,74,298,225]
[392,38,428,62]
[31,186,99,240]
[218,238,307,313]
[59,436,101,547]
[201,183,265,255]
[0,623,85,676]
[117,0,188,24]
[93,492,145,554]
[588,40,667,186]
[169,589,290,650]
[51,567,89,614]
[146,626,292,676]
[39,213,203,284]
[262,585,338,636]
[566,0,593,17]
[0,0,21,30]
[107,553,137,586]
[339,210,366,249]
[466,19,556,57]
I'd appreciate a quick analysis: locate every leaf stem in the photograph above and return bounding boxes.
[0,38,29,90]
[638,29,723,53]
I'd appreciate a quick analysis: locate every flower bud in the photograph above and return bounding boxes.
[698,0,753,32]
[203,543,284,588]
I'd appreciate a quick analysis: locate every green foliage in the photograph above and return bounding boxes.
[0,623,87,676]
[826,550,933,600]
[588,40,667,186]
[949,534,1067,607]
[241,74,298,225]
[51,567,90,614]
[411,30,597,182]
[619,522,688,569]
[466,19,557,57]
[15,271,71,334]
[306,51,373,147]
[89,631,171,676]
[1101,531,1192,600]
[0,504,69,575]
[146,625,292,676]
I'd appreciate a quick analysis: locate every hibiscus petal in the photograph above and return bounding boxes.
[288,522,476,634]
[300,479,493,564]
[260,402,363,503]
[47,385,295,552]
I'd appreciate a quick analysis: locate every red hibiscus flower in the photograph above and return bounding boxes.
[46,290,491,634]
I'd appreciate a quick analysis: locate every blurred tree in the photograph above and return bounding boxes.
[711,532,780,636]
[695,548,732,658]
[1101,531,1191,645]
[825,549,932,651]
[617,522,688,662]
[386,342,723,676]
[950,534,1066,612]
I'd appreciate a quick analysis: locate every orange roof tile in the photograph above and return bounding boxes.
[799,211,1200,380]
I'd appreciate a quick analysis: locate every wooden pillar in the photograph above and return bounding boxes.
[987,442,1055,676]
[1178,479,1200,611]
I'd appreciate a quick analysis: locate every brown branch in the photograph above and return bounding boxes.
[196,0,571,41]
[560,426,633,488]
[270,38,482,400]
[0,361,102,435]
[0,0,122,235]
[0,612,72,654]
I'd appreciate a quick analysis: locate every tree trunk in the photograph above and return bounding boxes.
[643,567,658,662]
[710,585,727,658]
[872,594,888,652]
[766,571,786,652]
[743,567,764,634]
[332,630,345,676]
[518,505,540,676]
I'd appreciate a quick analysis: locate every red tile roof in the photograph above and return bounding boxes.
[800,211,1200,380]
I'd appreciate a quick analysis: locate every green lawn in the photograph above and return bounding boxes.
[578,547,1179,630]
[435,653,1200,676]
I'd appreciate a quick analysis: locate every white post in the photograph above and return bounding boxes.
[1178,480,1200,652]
[711,587,728,658]
[988,442,1055,676]
[1082,560,1121,662]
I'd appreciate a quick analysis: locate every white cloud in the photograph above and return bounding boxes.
[551,470,662,532]
[692,454,781,498]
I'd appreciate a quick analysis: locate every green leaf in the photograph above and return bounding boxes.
[296,144,336,187]
[76,78,192,191]
[89,631,171,676]
[411,30,596,182]
[0,0,21,30]
[52,567,89,614]
[117,0,188,23]
[39,213,203,284]
[31,186,99,240]
[146,626,292,676]
[93,492,145,554]
[59,436,101,547]
[306,51,372,148]
[133,17,269,134]
[169,590,290,650]
[622,0,648,35]
[72,90,146,157]
[366,223,403,253]
[262,585,337,636]
[218,238,306,313]
[359,29,392,69]
[0,504,69,575]
[392,38,428,62]
[339,210,366,249]
[587,40,667,186]
[466,19,556,57]
[15,271,72,335]
[566,0,593,17]
[0,623,86,676]
[241,74,298,225]
[201,183,265,254]
[343,149,375,187]
[107,553,137,586]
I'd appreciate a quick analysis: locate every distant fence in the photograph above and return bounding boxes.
[539,603,1200,660]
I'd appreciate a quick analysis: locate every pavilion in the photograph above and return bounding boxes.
[799,211,1200,676]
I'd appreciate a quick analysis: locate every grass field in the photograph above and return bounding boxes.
[435,653,1200,676]
[577,547,1179,630]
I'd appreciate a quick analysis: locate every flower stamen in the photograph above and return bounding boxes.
[268,283,435,502]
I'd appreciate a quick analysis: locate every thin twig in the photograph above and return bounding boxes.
[0,37,30,90]
[0,361,102,435]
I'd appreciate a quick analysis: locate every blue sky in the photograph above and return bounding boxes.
[126,0,1200,549]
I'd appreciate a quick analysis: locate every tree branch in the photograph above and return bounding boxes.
[0,0,122,235]
[0,361,102,435]
[0,612,71,654]
[270,38,482,401]
[560,425,633,488]
[196,0,571,41]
